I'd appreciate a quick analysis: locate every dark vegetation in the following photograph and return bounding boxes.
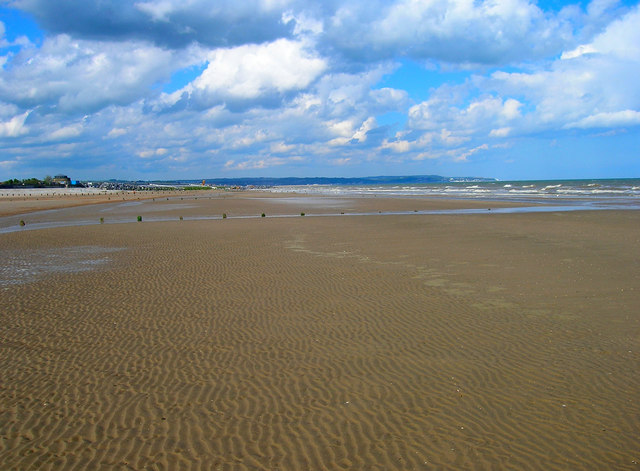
[1,176,83,188]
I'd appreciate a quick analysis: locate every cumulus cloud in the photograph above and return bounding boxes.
[404,4,640,141]
[10,0,613,66]
[0,34,189,113]
[483,5,640,131]
[324,0,577,65]
[47,123,83,140]
[0,110,29,137]
[567,110,640,129]
[225,156,294,170]
[408,94,523,138]
[172,39,326,108]
[10,0,293,48]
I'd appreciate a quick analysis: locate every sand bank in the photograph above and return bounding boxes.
[1,194,638,470]
[0,188,214,218]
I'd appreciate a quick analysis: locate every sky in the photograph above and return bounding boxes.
[0,0,639,181]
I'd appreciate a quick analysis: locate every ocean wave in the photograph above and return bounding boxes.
[265,179,640,202]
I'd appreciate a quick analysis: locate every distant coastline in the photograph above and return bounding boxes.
[1,174,496,191]
[124,174,498,188]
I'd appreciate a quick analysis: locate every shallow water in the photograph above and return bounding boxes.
[1,198,638,234]
[0,246,123,288]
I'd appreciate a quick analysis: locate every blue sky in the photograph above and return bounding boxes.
[0,0,638,181]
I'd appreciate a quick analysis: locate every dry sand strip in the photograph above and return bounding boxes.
[0,189,202,218]
[1,206,639,470]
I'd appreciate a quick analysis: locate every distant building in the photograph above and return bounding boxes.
[53,175,71,186]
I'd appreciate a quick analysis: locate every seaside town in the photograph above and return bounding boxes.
[0,175,222,192]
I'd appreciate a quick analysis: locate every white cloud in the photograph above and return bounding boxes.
[173,39,326,105]
[0,111,30,137]
[331,157,351,166]
[135,0,293,21]
[134,0,178,21]
[490,127,512,137]
[0,35,184,113]
[48,123,83,140]
[282,10,324,35]
[408,95,522,137]
[449,143,489,162]
[225,156,290,170]
[403,4,640,143]
[439,129,470,146]
[16,0,293,49]
[107,128,128,138]
[567,110,640,129]
[484,5,640,131]
[381,138,411,152]
[326,0,577,64]
[270,141,296,153]
[561,44,598,59]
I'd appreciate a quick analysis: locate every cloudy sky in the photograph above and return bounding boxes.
[0,0,638,181]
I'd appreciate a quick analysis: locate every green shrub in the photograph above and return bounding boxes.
[222,213,227,219]
[300,212,305,216]
[99,217,104,224]
[179,216,183,221]
[19,220,25,226]
[137,215,142,222]
[183,186,212,191]
[261,213,265,218]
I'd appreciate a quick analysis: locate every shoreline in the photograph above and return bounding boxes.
[1,190,638,233]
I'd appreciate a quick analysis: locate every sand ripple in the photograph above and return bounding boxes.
[1,215,639,470]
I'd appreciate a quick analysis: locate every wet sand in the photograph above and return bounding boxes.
[1,193,639,470]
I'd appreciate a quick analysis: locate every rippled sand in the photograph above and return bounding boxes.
[1,194,639,470]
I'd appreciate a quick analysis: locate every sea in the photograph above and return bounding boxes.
[261,178,640,208]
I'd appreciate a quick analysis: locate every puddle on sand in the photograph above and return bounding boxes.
[0,246,123,288]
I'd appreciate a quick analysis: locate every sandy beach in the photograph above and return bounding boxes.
[1,192,639,470]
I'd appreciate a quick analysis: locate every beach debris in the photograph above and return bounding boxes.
[19,220,25,226]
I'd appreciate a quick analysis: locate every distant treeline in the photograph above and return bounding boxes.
[0,176,82,189]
